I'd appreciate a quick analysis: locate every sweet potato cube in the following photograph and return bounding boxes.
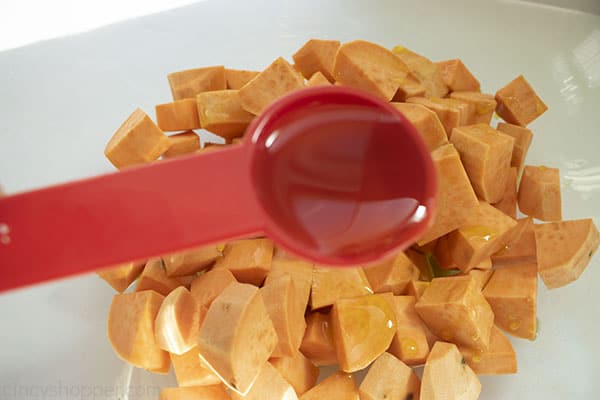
[299,372,359,400]
[390,102,448,151]
[406,280,429,299]
[436,59,481,92]
[108,290,169,371]
[136,259,182,296]
[518,165,562,221]
[163,243,222,277]
[225,68,259,89]
[307,71,332,87]
[212,238,273,286]
[450,91,496,125]
[310,266,372,309]
[450,123,515,203]
[155,99,201,132]
[362,252,419,295]
[97,261,145,293]
[416,275,494,350]
[496,122,533,171]
[265,257,313,317]
[196,90,254,141]
[458,325,517,375]
[331,294,397,372]
[417,144,479,245]
[483,263,537,339]
[197,282,277,395]
[190,268,237,309]
[168,66,226,100]
[534,219,600,289]
[170,346,220,387]
[239,57,304,115]
[292,39,341,82]
[468,269,494,291]
[388,295,431,366]
[230,362,297,400]
[333,40,408,101]
[496,75,547,126]
[491,217,537,267]
[270,351,319,396]
[359,352,421,400]
[162,131,201,158]
[393,71,427,101]
[392,46,449,97]
[154,286,201,355]
[421,342,481,400]
[299,311,338,366]
[406,97,461,136]
[104,108,171,169]
[159,386,230,400]
[493,167,518,219]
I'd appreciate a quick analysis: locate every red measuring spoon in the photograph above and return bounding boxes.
[0,86,437,293]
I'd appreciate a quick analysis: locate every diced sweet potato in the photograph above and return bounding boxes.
[534,219,600,289]
[483,263,537,339]
[265,257,313,317]
[159,386,230,400]
[495,75,547,126]
[212,238,274,286]
[154,286,201,355]
[136,259,182,296]
[393,71,427,101]
[162,131,201,158]
[496,122,533,171]
[108,290,169,372]
[292,39,341,82]
[450,91,496,125]
[420,342,481,400]
[163,244,223,277]
[491,218,537,267]
[197,282,277,395]
[155,99,201,132]
[299,311,338,366]
[362,252,420,295]
[359,352,421,400]
[168,66,226,100]
[97,261,145,293]
[307,71,332,87]
[197,90,254,141]
[225,68,259,89]
[239,57,304,115]
[416,275,494,351]
[170,346,220,387]
[333,40,408,101]
[270,351,320,396]
[299,372,359,400]
[459,325,517,375]
[331,294,397,372]
[390,102,449,151]
[388,295,431,366]
[518,165,562,221]
[310,266,372,309]
[436,59,481,92]
[450,123,515,203]
[392,46,448,98]
[417,144,479,245]
[406,97,461,136]
[190,268,237,309]
[230,362,297,400]
[468,269,494,291]
[104,108,171,169]
[493,167,518,218]
[406,280,430,299]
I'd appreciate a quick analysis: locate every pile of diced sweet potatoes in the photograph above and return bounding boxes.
[100,39,600,400]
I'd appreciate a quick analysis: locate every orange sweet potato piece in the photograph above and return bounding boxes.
[136,259,182,296]
[197,90,254,141]
[197,282,277,395]
[458,325,517,375]
[154,286,202,355]
[390,102,448,151]
[393,72,427,101]
[299,311,338,366]
[392,46,449,97]
[155,99,201,132]
[333,40,409,101]
[310,266,372,309]
[406,280,430,299]
[307,71,332,86]
[450,91,497,125]
[468,269,495,291]
[230,362,297,400]
[162,131,201,158]
[363,251,420,295]
[239,57,304,115]
[159,386,230,400]
[496,122,533,171]
[293,39,340,82]
[163,244,223,277]
[495,75,548,126]
[212,238,274,286]
[406,97,461,136]
[491,217,537,267]
[190,268,237,309]
[518,165,562,221]
[108,290,170,372]
[299,372,359,400]
[436,59,481,92]
[104,108,171,169]
[97,261,145,293]
[170,346,220,387]
[359,352,421,400]
[388,295,431,366]
[264,257,313,317]
[168,66,226,100]
[225,68,260,89]
[270,351,320,396]
[493,167,518,218]
[534,219,600,289]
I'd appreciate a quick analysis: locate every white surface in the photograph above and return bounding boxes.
[0,0,599,399]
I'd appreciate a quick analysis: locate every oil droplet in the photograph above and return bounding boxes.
[462,225,497,242]
[472,353,482,364]
[400,338,419,356]
[471,332,480,342]
[476,102,495,115]
[509,319,521,331]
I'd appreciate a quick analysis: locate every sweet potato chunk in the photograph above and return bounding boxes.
[265,257,313,317]
[225,68,259,89]
[136,259,182,296]
[436,59,481,92]
[293,39,340,82]
[190,268,237,309]
[197,90,254,141]
[450,91,496,125]
[496,75,548,126]
[108,290,169,372]
[393,72,427,101]
[491,218,537,267]
[406,97,461,136]
[104,108,171,169]
[518,165,562,221]
[390,102,448,151]
[270,351,319,396]
[359,352,421,400]
[496,122,533,171]
[406,280,429,299]
[168,66,226,100]
[362,251,420,295]
[392,46,449,98]
[468,269,494,291]
[299,372,359,400]
[458,325,517,375]
[450,123,515,203]
[239,57,304,115]
[159,386,230,400]
[416,275,494,351]
[97,261,145,293]
[197,282,277,395]
[163,244,222,277]
[212,238,274,286]
[230,362,297,400]
[310,266,372,309]
[155,99,201,132]
[483,263,537,339]
[421,342,481,400]
[388,295,431,366]
[155,286,201,355]
[493,167,518,218]
[307,71,332,87]
[331,294,397,372]
[333,40,408,101]
[534,219,600,289]
[162,131,201,158]
[300,311,338,366]
[170,346,220,387]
